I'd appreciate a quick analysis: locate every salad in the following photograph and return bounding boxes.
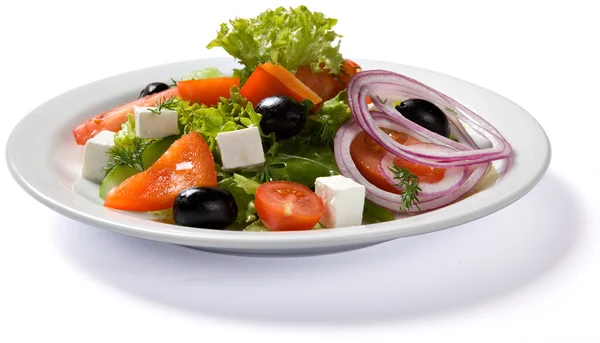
[73,6,512,232]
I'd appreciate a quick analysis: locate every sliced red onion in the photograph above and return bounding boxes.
[334,118,489,213]
[404,164,488,212]
[446,113,479,148]
[379,148,469,198]
[346,71,512,167]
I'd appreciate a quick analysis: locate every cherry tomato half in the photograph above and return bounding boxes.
[254,181,325,231]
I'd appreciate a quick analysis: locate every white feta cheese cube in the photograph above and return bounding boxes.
[216,127,265,170]
[134,106,180,139]
[315,175,366,228]
[81,130,116,183]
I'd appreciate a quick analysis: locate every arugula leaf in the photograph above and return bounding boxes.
[302,90,352,146]
[207,5,344,83]
[218,174,261,226]
[255,139,338,188]
[363,200,396,223]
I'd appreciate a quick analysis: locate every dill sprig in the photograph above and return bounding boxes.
[388,163,421,212]
[105,138,151,174]
[375,95,388,104]
[149,96,179,114]
[302,119,335,146]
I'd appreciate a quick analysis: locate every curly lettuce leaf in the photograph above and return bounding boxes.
[218,174,260,226]
[178,86,277,155]
[114,113,137,147]
[302,90,352,146]
[207,5,344,82]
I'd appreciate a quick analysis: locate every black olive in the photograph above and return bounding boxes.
[139,82,170,98]
[395,99,451,138]
[173,187,238,230]
[255,95,307,140]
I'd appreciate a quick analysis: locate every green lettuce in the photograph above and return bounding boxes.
[113,113,137,147]
[104,114,153,174]
[249,134,337,187]
[257,141,338,188]
[243,220,270,232]
[207,5,344,82]
[363,200,395,223]
[302,90,352,146]
[218,174,260,226]
[178,86,276,155]
[180,67,225,81]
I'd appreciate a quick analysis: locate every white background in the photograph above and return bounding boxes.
[1,0,599,341]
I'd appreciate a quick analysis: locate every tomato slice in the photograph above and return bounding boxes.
[294,65,343,102]
[104,132,218,211]
[350,130,446,191]
[339,59,362,86]
[177,77,240,106]
[72,87,179,145]
[240,62,322,106]
[393,154,446,184]
[294,59,363,102]
[254,181,325,231]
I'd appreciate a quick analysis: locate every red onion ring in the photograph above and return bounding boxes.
[378,147,469,198]
[334,117,489,213]
[346,71,512,168]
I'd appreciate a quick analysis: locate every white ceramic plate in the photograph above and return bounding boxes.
[6,57,551,256]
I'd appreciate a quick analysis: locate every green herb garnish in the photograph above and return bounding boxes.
[302,90,351,146]
[105,138,150,173]
[375,95,388,104]
[389,163,421,212]
[149,96,179,114]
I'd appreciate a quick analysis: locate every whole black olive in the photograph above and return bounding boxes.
[139,82,170,98]
[255,95,307,140]
[395,98,451,138]
[173,187,238,230]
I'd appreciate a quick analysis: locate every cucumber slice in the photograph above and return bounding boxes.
[141,135,178,170]
[99,165,138,199]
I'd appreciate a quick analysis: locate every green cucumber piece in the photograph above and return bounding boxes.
[141,135,178,170]
[99,165,138,199]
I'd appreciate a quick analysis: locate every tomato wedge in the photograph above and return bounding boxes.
[177,77,240,106]
[254,181,325,231]
[240,62,322,106]
[350,130,446,192]
[72,87,179,145]
[104,132,218,211]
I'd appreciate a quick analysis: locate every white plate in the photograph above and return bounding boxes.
[5,57,551,256]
